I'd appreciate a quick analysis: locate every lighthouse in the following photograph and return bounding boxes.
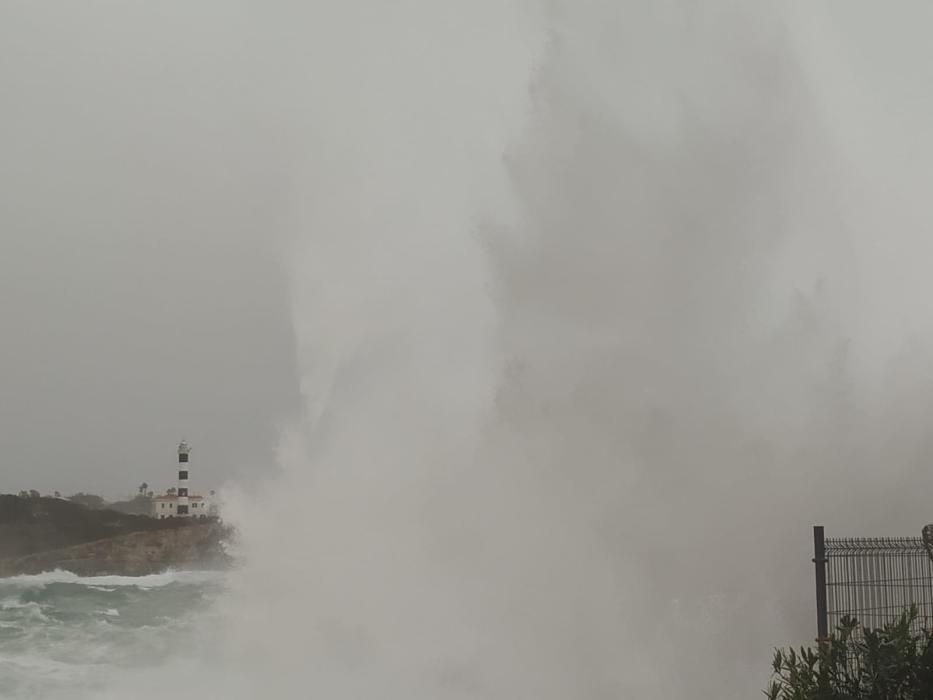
[177,440,191,517]
[151,440,213,519]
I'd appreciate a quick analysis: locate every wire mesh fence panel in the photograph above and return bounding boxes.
[820,534,933,639]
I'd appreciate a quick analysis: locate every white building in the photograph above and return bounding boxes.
[152,494,211,519]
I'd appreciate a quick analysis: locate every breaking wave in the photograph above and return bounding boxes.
[0,570,224,699]
[0,569,224,591]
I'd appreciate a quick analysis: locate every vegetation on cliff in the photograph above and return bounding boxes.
[14,482,204,517]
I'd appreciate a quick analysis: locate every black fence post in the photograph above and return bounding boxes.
[813,525,829,643]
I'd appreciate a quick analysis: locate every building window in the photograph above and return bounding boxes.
[169,503,174,509]
[161,503,165,509]
[177,505,189,515]
[178,488,188,497]
[178,470,189,480]
[179,453,189,463]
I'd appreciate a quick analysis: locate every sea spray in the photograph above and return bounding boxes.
[13,2,933,699]
[214,2,828,698]
[204,3,903,699]
[215,3,551,697]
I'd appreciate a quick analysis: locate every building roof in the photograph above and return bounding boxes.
[152,494,206,501]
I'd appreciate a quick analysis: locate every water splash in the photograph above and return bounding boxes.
[92,2,933,698]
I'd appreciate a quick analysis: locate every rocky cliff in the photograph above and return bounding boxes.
[0,523,230,576]
[0,495,233,576]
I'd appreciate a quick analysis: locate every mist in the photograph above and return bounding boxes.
[8,1,933,698]
[216,2,933,698]
[0,1,300,497]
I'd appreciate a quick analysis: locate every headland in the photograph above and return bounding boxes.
[0,494,233,577]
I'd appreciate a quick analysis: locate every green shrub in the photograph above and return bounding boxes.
[767,607,933,699]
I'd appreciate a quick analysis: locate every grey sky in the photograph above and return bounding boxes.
[0,3,300,498]
[1,1,933,510]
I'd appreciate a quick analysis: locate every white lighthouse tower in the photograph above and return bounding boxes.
[177,440,191,517]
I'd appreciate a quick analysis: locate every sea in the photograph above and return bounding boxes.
[0,570,224,700]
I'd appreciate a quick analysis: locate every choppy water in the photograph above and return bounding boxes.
[0,571,224,700]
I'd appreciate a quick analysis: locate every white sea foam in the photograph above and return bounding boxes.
[0,600,51,621]
[0,570,224,590]
[0,597,28,609]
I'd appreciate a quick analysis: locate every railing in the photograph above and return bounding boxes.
[814,525,933,640]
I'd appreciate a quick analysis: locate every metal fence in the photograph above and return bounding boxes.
[814,525,933,641]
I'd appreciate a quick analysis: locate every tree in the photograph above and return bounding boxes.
[17,490,27,498]
[28,489,40,499]
[167,487,177,496]
[138,482,148,496]
[53,491,61,499]
[67,493,107,510]
[767,607,933,699]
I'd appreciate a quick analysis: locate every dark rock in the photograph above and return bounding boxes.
[0,495,234,576]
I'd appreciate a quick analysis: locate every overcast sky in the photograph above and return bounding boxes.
[3,0,933,504]
[0,3,301,498]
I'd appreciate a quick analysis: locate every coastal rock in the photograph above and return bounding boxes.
[0,495,233,577]
[0,523,231,576]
